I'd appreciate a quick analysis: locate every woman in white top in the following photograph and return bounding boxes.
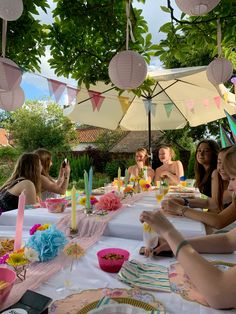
[154,145,184,185]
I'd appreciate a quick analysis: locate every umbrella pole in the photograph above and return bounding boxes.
[148,109,153,166]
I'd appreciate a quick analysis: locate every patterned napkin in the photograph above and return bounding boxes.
[118,259,171,292]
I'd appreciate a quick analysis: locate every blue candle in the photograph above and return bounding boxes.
[84,170,91,209]
[88,166,93,195]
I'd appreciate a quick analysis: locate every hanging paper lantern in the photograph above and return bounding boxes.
[175,0,220,16]
[108,50,147,90]
[0,0,23,21]
[206,58,233,85]
[0,58,22,91]
[0,87,25,111]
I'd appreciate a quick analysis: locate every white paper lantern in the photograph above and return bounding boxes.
[0,0,23,21]
[0,87,25,111]
[0,58,22,91]
[175,0,220,16]
[206,58,233,85]
[108,50,147,90]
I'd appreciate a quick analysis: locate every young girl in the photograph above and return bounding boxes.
[34,148,70,200]
[128,148,154,183]
[194,139,219,197]
[154,145,184,185]
[0,153,41,212]
[161,147,234,233]
[140,145,236,309]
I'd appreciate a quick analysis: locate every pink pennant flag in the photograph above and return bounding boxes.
[88,90,105,112]
[48,79,66,103]
[203,99,209,108]
[214,96,221,109]
[2,61,22,91]
[186,100,194,111]
[67,86,79,105]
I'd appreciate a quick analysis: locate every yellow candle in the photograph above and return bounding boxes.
[118,167,121,191]
[71,185,77,231]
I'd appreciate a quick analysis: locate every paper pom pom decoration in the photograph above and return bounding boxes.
[26,224,68,262]
[0,58,22,91]
[0,86,25,111]
[175,0,220,16]
[108,50,147,90]
[95,192,122,211]
[0,0,23,21]
[206,58,233,85]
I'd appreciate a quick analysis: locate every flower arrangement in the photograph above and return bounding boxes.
[123,186,135,196]
[112,179,123,187]
[79,195,98,206]
[0,247,39,281]
[95,192,122,211]
[139,179,151,191]
[26,224,68,262]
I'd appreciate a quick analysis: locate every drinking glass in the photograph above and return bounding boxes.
[143,222,158,252]
[155,187,164,205]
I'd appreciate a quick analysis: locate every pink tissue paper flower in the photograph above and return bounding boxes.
[95,192,122,211]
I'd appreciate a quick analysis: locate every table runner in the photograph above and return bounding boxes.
[0,193,145,311]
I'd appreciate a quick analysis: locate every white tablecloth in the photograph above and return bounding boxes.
[0,191,206,240]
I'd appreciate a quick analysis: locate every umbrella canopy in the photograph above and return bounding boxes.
[65,66,236,131]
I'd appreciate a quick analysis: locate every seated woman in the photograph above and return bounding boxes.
[194,139,219,197]
[140,145,236,309]
[34,148,70,200]
[0,153,41,212]
[161,147,234,233]
[128,148,154,183]
[154,145,184,185]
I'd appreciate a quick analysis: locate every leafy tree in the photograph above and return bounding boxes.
[47,0,155,87]
[95,129,127,152]
[0,0,49,72]
[3,101,76,152]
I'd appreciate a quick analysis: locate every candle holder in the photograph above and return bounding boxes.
[69,227,78,238]
[83,206,93,215]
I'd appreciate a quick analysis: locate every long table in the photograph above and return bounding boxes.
[0,191,206,240]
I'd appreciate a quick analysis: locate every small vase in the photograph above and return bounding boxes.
[13,264,27,282]
[84,205,93,215]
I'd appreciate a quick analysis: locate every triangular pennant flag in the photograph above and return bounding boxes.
[220,125,234,148]
[2,62,22,90]
[224,110,236,142]
[203,99,209,108]
[67,86,79,105]
[223,92,228,104]
[186,100,194,111]
[48,79,66,103]
[213,96,221,109]
[164,103,174,118]
[118,96,130,114]
[143,99,155,116]
[88,90,105,112]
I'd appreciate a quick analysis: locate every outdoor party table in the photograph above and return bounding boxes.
[0,191,206,240]
[0,230,236,314]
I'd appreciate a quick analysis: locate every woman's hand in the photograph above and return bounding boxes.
[161,199,183,216]
[153,237,171,255]
[140,210,174,238]
[64,161,71,177]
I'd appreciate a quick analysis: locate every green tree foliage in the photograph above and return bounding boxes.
[95,129,127,152]
[0,0,49,72]
[47,0,155,87]
[3,101,76,152]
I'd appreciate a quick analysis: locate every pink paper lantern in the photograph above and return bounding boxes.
[108,50,147,90]
[175,0,220,16]
[206,58,233,85]
[0,86,25,111]
[0,0,23,21]
[0,57,22,91]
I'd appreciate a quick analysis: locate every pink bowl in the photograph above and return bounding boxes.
[45,198,68,213]
[97,248,129,273]
[0,267,16,304]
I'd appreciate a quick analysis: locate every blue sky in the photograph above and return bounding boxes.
[22,0,180,103]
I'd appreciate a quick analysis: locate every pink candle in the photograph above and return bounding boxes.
[14,191,26,251]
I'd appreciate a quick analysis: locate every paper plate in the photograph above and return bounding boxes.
[77,297,157,314]
[87,303,146,314]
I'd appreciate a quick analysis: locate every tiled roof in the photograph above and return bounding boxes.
[76,127,106,143]
[110,131,162,153]
[0,128,9,146]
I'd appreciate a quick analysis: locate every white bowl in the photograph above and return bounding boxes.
[88,303,147,314]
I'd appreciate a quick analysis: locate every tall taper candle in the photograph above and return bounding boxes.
[14,191,26,251]
[117,167,121,192]
[71,185,77,231]
[88,166,93,195]
[84,170,91,209]
[124,168,129,187]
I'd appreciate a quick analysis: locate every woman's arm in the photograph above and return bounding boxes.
[41,175,69,195]
[162,199,236,230]
[140,210,236,309]
[159,161,184,185]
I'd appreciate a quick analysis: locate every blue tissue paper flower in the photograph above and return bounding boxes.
[26,224,68,262]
